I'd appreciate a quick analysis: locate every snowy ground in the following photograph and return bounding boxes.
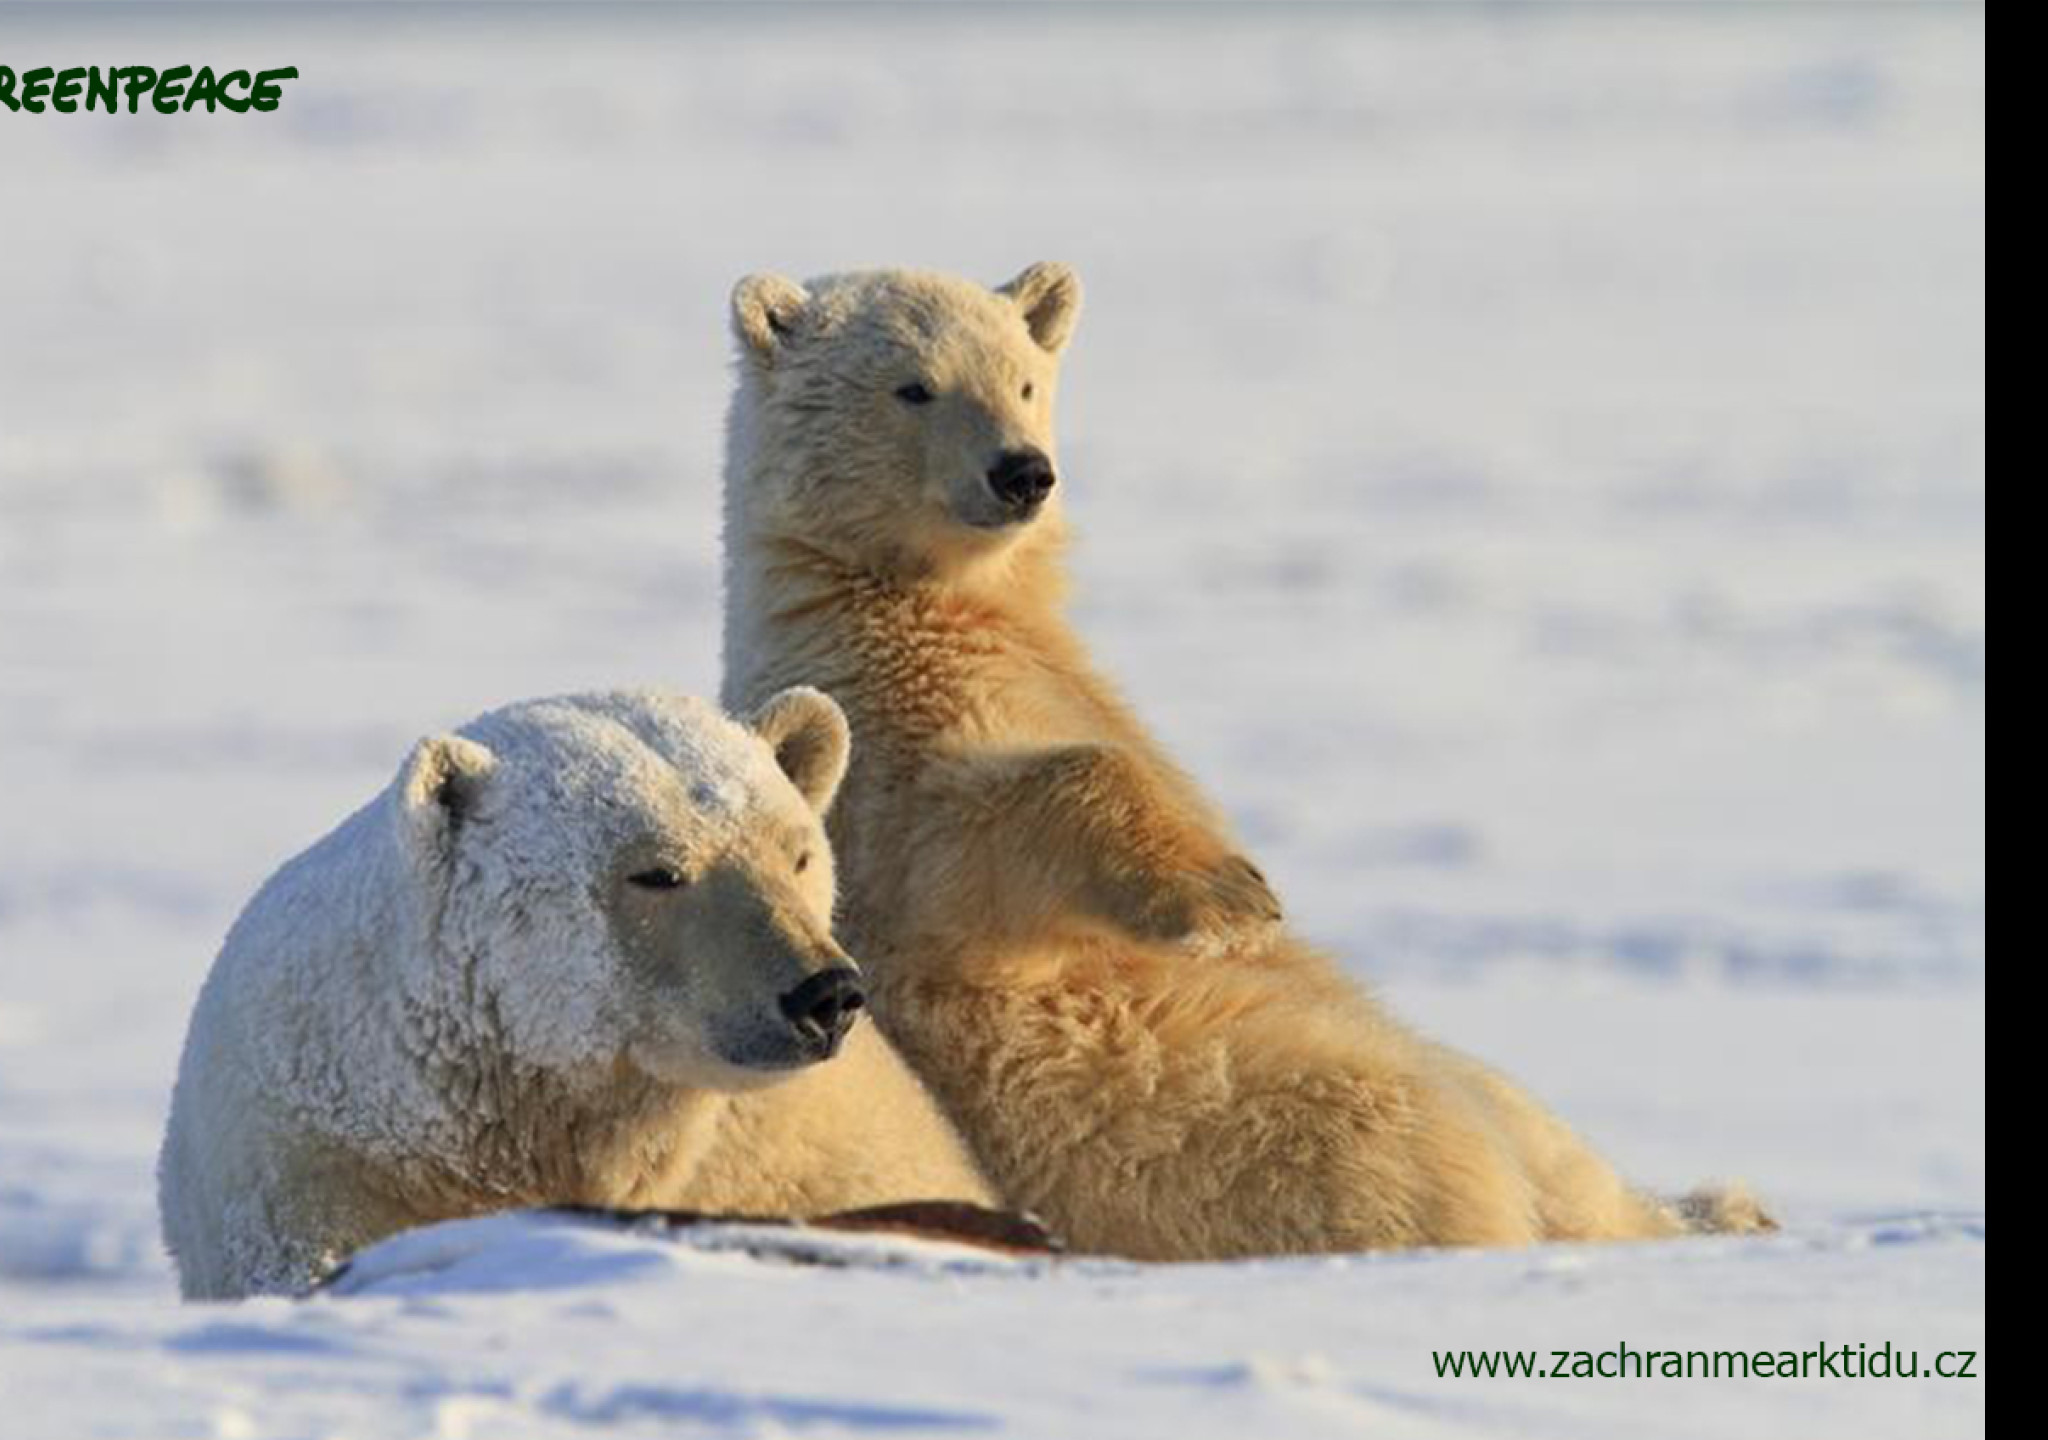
[1,6,1983,1437]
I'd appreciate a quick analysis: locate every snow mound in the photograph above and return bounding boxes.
[325,1208,1067,1298]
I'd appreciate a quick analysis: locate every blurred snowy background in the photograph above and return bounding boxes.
[0,5,1982,1437]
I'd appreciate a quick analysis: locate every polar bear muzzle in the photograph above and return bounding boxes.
[777,966,865,1059]
[610,856,864,1081]
[983,445,1057,520]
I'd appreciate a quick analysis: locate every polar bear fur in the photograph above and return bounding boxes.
[719,264,1769,1260]
[158,687,993,1299]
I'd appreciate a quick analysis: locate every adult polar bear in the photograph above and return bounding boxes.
[158,688,992,1299]
[720,264,1769,1259]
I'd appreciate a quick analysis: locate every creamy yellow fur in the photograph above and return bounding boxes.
[721,265,1769,1258]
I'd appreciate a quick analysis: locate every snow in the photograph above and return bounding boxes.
[1,5,1982,1437]
[4,1205,1987,1440]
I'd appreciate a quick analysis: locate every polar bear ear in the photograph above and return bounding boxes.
[997,262,1082,354]
[395,733,497,864]
[731,273,812,363]
[748,686,851,817]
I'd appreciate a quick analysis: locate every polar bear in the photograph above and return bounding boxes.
[719,264,1770,1259]
[158,687,994,1299]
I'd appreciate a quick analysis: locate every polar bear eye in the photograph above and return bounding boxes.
[627,867,687,892]
[794,851,812,875]
[894,382,935,406]
[1021,381,1035,401]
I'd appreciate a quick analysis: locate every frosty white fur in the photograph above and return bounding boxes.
[157,688,991,1299]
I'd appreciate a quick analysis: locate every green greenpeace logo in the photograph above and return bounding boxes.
[0,65,299,115]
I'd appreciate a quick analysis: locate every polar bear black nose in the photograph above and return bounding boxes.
[778,967,865,1053]
[987,448,1056,510]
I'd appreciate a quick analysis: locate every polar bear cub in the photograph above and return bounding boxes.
[158,687,993,1299]
[719,263,1770,1259]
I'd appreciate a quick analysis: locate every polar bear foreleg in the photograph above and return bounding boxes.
[907,745,1282,952]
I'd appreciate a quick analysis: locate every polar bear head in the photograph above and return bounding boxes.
[724,263,1082,581]
[391,687,858,1091]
